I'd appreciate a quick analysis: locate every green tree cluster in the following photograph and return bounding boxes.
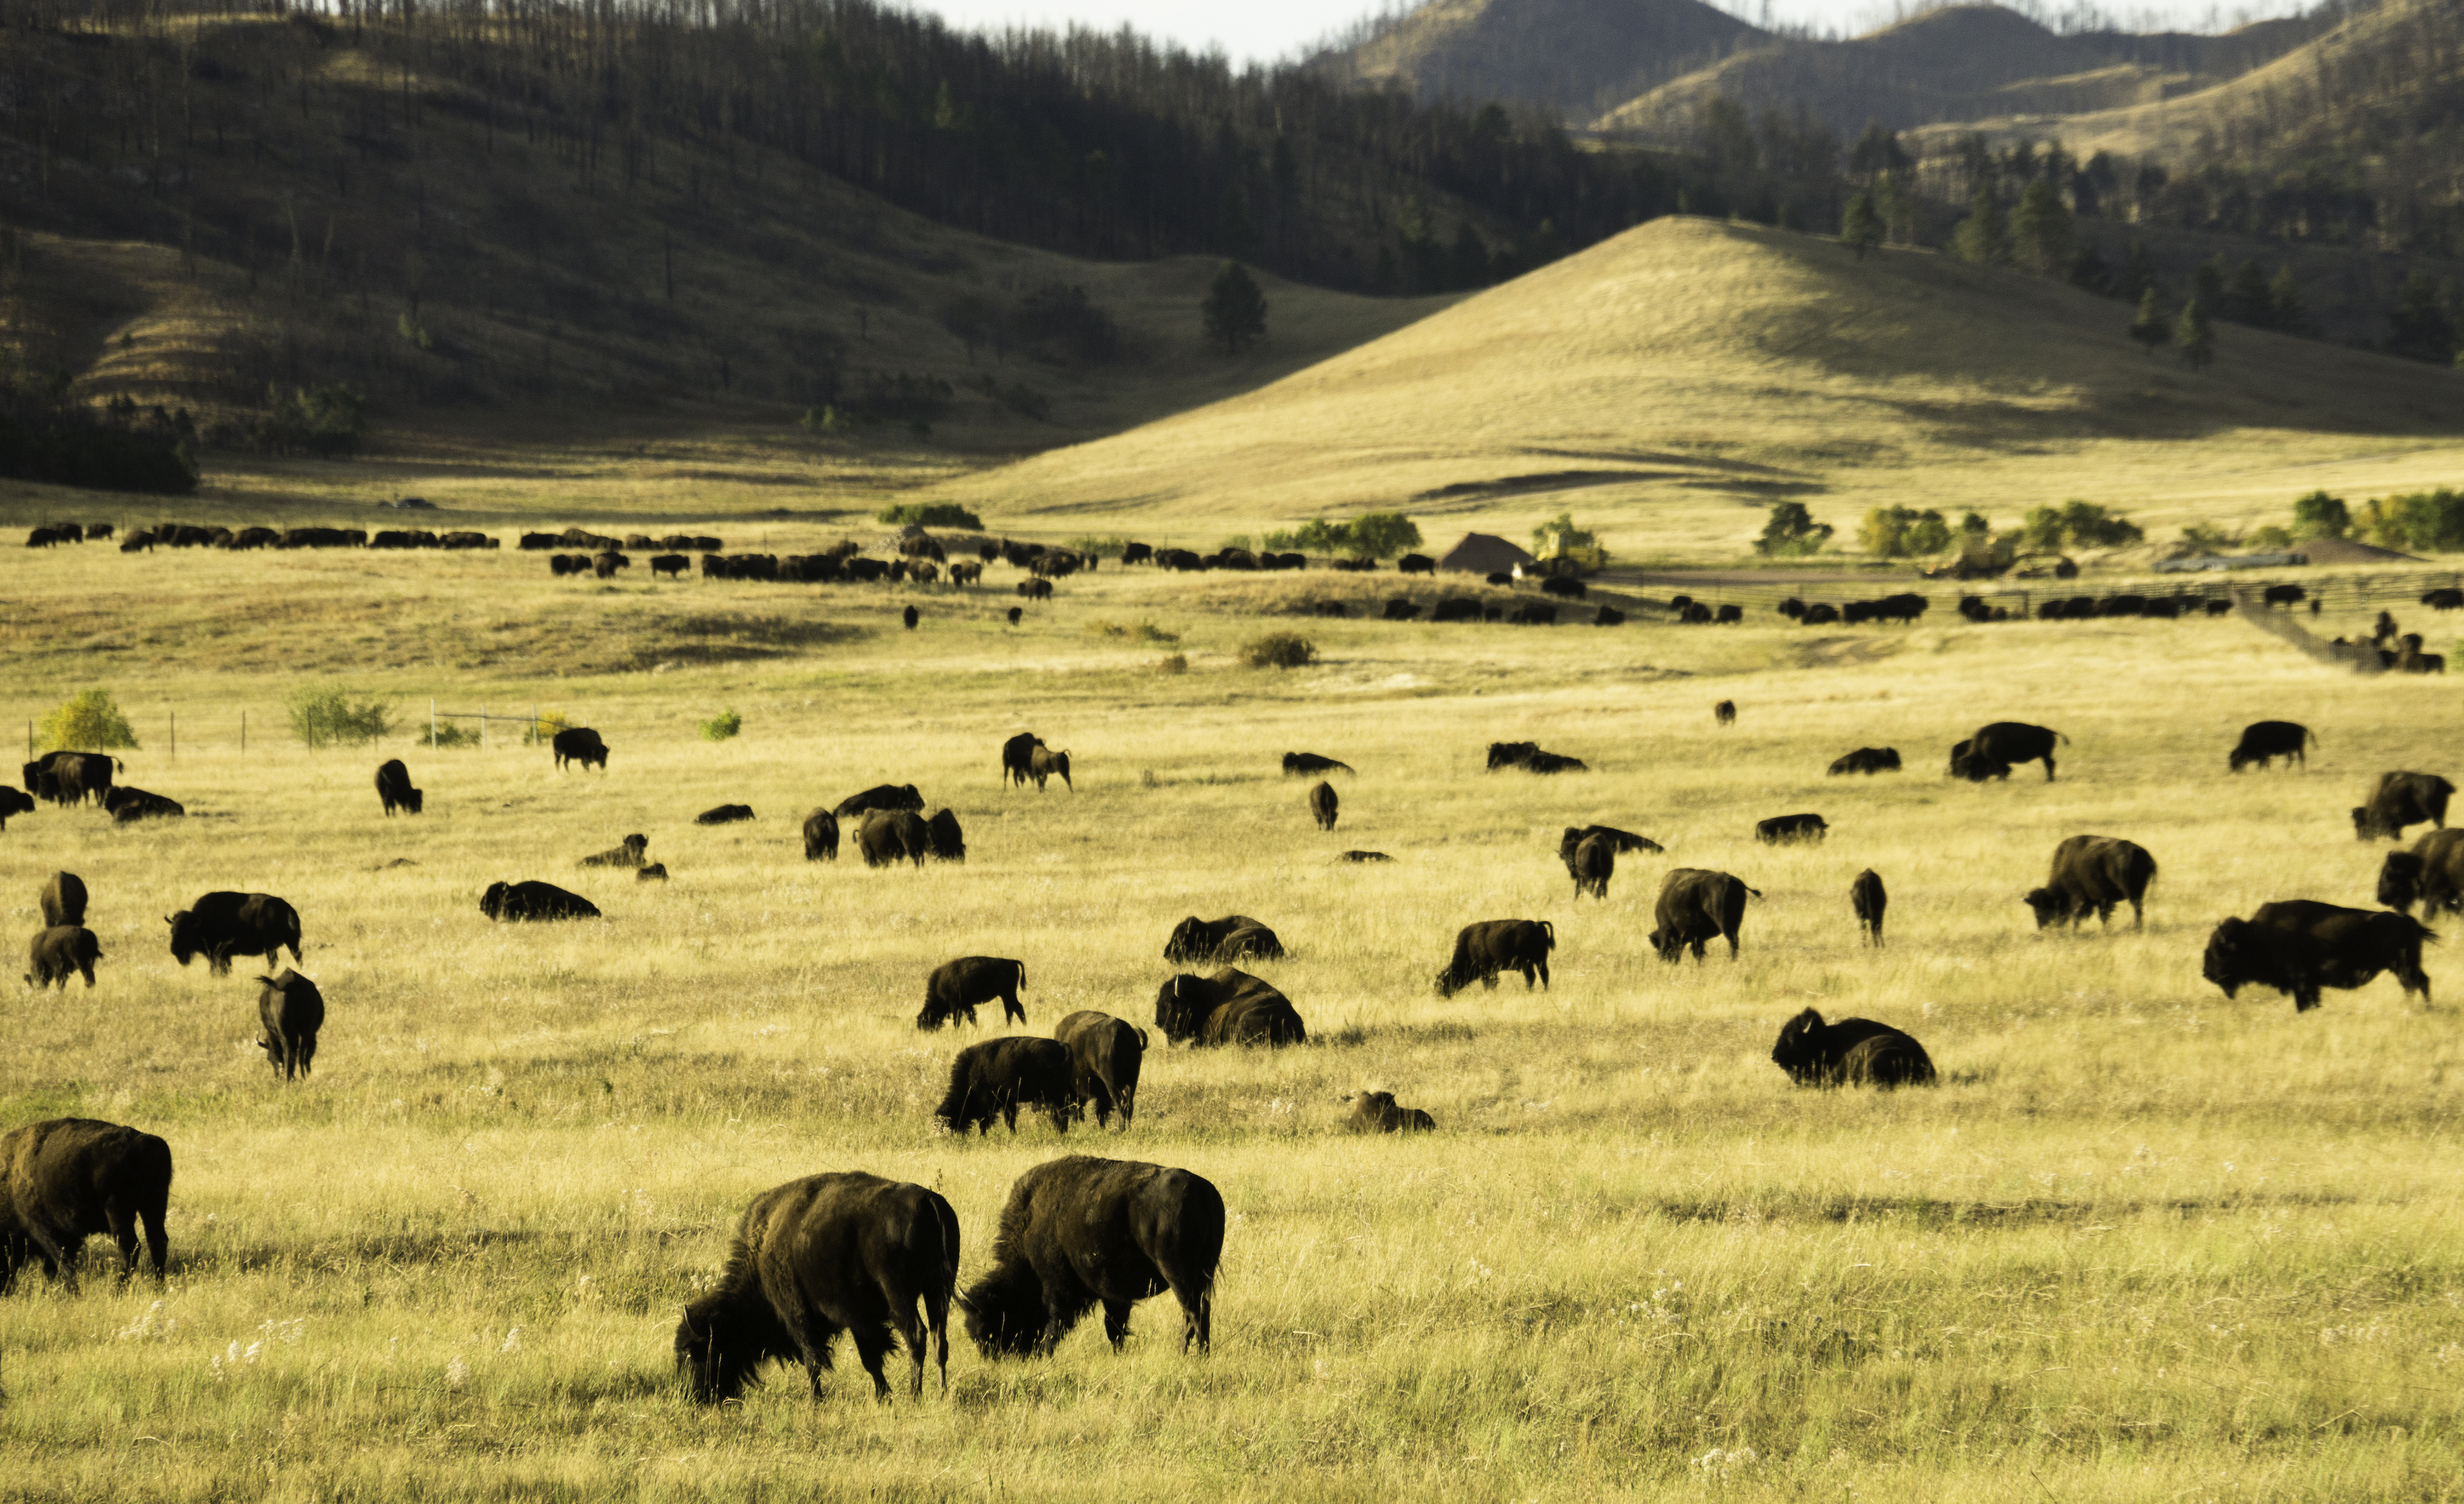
[2018,500,2144,553]
[875,502,983,529]
[1261,512,1421,558]
[1755,502,1833,557]
[287,684,393,749]
[2290,490,2353,541]
[2358,489,2464,552]
[1857,506,1954,558]
[38,688,140,753]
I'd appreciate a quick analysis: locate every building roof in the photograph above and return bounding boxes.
[1437,532,1538,574]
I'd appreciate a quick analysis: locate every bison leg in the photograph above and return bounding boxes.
[1001,1102,1020,1133]
[208,946,233,977]
[78,958,95,987]
[1170,1286,1212,1355]
[20,1223,77,1291]
[849,1325,896,1402]
[105,1203,144,1284]
[1479,970,1498,990]
[2040,754,2057,781]
[1001,992,1026,1027]
[2397,955,2432,1004]
[1101,1299,1135,1350]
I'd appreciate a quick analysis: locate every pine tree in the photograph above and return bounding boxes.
[1840,192,1883,259]
[2010,179,2072,275]
[2129,288,2171,357]
[2177,296,2215,371]
[2268,265,2313,336]
[1949,182,2010,266]
[2225,259,2274,328]
[1201,261,1268,355]
[2386,270,2458,364]
[2119,239,2159,303]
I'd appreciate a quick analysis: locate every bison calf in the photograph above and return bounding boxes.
[918,957,1028,1030]
[40,871,87,928]
[374,758,423,816]
[694,804,756,825]
[256,969,325,1081]
[1308,780,1338,831]
[26,925,101,989]
[960,1156,1222,1357]
[0,1118,172,1291]
[1433,919,1554,996]
[1850,868,1887,946]
[934,1037,1076,1135]
[1570,833,1614,900]
[1344,1091,1435,1133]
[802,808,840,861]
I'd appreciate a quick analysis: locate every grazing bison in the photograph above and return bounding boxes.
[40,871,87,928]
[552,728,609,771]
[695,804,756,825]
[2229,721,2315,772]
[1282,752,1353,776]
[478,881,601,922]
[1152,968,1306,1046]
[961,1156,1222,1358]
[1528,751,1588,774]
[1345,1091,1435,1133]
[1828,748,1901,776]
[1947,743,2013,782]
[580,834,649,868]
[2353,772,2455,841]
[1341,850,1390,862]
[26,926,101,989]
[2379,830,2464,917]
[0,1118,173,1291]
[802,809,840,861]
[649,553,689,579]
[1558,826,1662,874]
[1964,722,2066,780]
[1383,598,1422,621]
[165,892,301,975]
[1755,813,1828,844]
[0,786,33,828]
[1570,833,1615,900]
[674,1172,959,1403]
[1486,741,1540,770]
[1163,916,1285,965]
[858,810,930,867]
[924,808,966,861]
[1714,700,1736,726]
[1017,578,1054,600]
[1850,868,1887,946]
[2024,835,2157,930]
[255,969,324,1081]
[838,783,926,818]
[903,605,920,630]
[1001,732,1045,788]
[1433,920,1554,997]
[918,957,1029,1030]
[1397,553,1435,575]
[374,758,422,816]
[1027,747,1072,792]
[1769,1008,1936,1088]
[934,1037,1075,1135]
[2204,901,2435,1012]
[1054,1011,1146,1129]
[1649,869,1759,962]
[1308,780,1338,831]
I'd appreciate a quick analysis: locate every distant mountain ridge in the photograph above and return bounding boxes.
[1310,0,1767,118]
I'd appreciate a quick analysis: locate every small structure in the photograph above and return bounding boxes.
[1437,532,1538,575]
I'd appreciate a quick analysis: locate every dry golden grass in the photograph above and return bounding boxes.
[0,536,2458,1500]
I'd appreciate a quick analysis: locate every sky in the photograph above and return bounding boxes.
[904,0,2312,66]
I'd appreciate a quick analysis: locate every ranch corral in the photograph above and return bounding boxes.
[1,538,2462,1502]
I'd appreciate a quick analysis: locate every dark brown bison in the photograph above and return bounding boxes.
[1054,1011,1146,1129]
[1650,869,1759,962]
[1344,1091,1435,1133]
[858,810,929,867]
[551,727,609,771]
[0,1118,172,1290]
[579,834,648,868]
[2378,830,2464,917]
[2204,900,2435,1012]
[959,1156,1222,1357]
[40,871,87,928]
[26,926,101,989]
[2353,772,2455,841]
[2229,721,2315,772]
[1152,968,1306,1046]
[1486,741,1539,770]
[1570,834,1614,900]
[1027,747,1072,791]
[1947,743,2013,782]
[1163,916,1285,965]
[1283,752,1353,776]
[695,804,756,825]
[934,1037,1076,1135]
[802,809,840,860]
[1964,722,2065,780]
[838,783,925,818]
[1308,780,1338,831]
[675,1172,959,1403]
[373,758,422,816]
[255,969,325,1081]
[1770,1008,1936,1087]
[1556,825,1663,876]
[478,881,601,921]
[1001,732,1044,788]
[923,808,966,861]
[637,863,669,881]
[1828,747,1901,776]
[918,957,1028,1030]
[1341,849,1390,861]
[1433,919,1554,997]
[166,892,301,975]
[0,786,33,828]
[1850,868,1887,946]
[1714,700,1736,726]
[104,786,183,823]
[2024,835,2158,930]
[1755,813,1827,843]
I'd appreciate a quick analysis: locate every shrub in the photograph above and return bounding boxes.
[1091,620,1181,644]
[1155,653,1189,675]
[523,711,570,747]
[421,721,479,749]
[698,708,742,742]
[2290,490,2352,541]
[1754,502,1832,557]
[287,684,393,749]
[1009,283,1122,364]
[2359,489,2464,553]
[1241,632,1316,669]
[1857,506,1953,558]
[1260,513,1422,559]
[2019,501,2143,553]
[37,688,139,752]
[876,503,984,530]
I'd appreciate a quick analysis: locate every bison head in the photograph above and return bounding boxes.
[403,786,425,815]
[2379,853,2426,913]
[478,883,510,922]
[915,1001,950,1031]
[2352,806,2392,841]
[675,1291,784,1403]
[1153,975,1209,1042]
[1163,917,1211,965]
[1769,1008,1827,1082]
[958,1264,1050,1358]
[2022,887,2068,929]
[2201,918,2253,997]
[2227,745,2256,773]
[163,909,200,966]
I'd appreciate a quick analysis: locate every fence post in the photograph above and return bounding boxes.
[169,712,175,761]
[240,711,246,752]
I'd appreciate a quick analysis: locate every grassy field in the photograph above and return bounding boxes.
[0,537,2460,1501]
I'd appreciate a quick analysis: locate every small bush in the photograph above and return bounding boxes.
[1857,506,1953,558]
[1241,632,1317,670]
[523,711,570,747]
[1261,513,1423,559]
[698,708,742,742]
[877,503,984,530]
[420,721,479,749]
[1755,503,1833,557]
[1155,653,1189,675]
[2019,500,2144,553]
[37,688,140,752]
[287,684,393,749]
[1088,620,1181,644]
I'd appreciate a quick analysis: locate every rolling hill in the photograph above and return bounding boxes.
[929,216,2464,557]
[1310,0,1765,118]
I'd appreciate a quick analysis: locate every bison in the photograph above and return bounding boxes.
[374,758,423,816]
[1769,1008,1936,1088]
[1947,745,2013,782]
[838,783,926,818]
[637,863,669,881]
[165,892,301,975]
[1557,826,1662,875]
[1282,752,1353,776]
[255,969,325,1081]
[551,727,609,771]
[1828,748,1901,776]
[0,786,33,828]
[1027,747,1072,792]
[1001,732,1044,788]
[1850,868,1887,946]
[25,926,101,989]
[2230,721,2315,772]
[2024,835,2157,930]
[1649,869,1759,962]
[1570,833,1614,900]
[959,1156,1221,1357]
[104,787,183,823]
[1054,1011,1146,1129]
[2378,830,2464,917]
[0,1118,173,1291]
[917,957,1028,1030]
[1308,780,1338,831]
[1163,916,1285,965]
[802,809,840,861]
[1963,722,2066,780]
[694,804,756,825]
[1755,813,1828,844]
[478,881,601,922]
[1344,1091,1435,1133]
[674,1173,959,1402]
[2353,772,2455,841]
[1714,700,1736,726]
[2204,900,2435,1012]
[934,1037,1075,1135]
[1152,968,1306,1046]
[40,871,87,928]
[924,808,966,861]
[858,810,929,867]
[579,834,648,868]
[1433,920,1554,997]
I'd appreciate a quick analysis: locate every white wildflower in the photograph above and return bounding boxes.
[445,1356,470,1390]
[500,1327,523,1355]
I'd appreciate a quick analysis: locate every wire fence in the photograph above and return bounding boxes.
[1599,566,2464,623]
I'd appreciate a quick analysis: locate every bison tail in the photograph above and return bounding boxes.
[2055,730,2071,744]
[1539,919,1556,948]
[1743,885,1764,900]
